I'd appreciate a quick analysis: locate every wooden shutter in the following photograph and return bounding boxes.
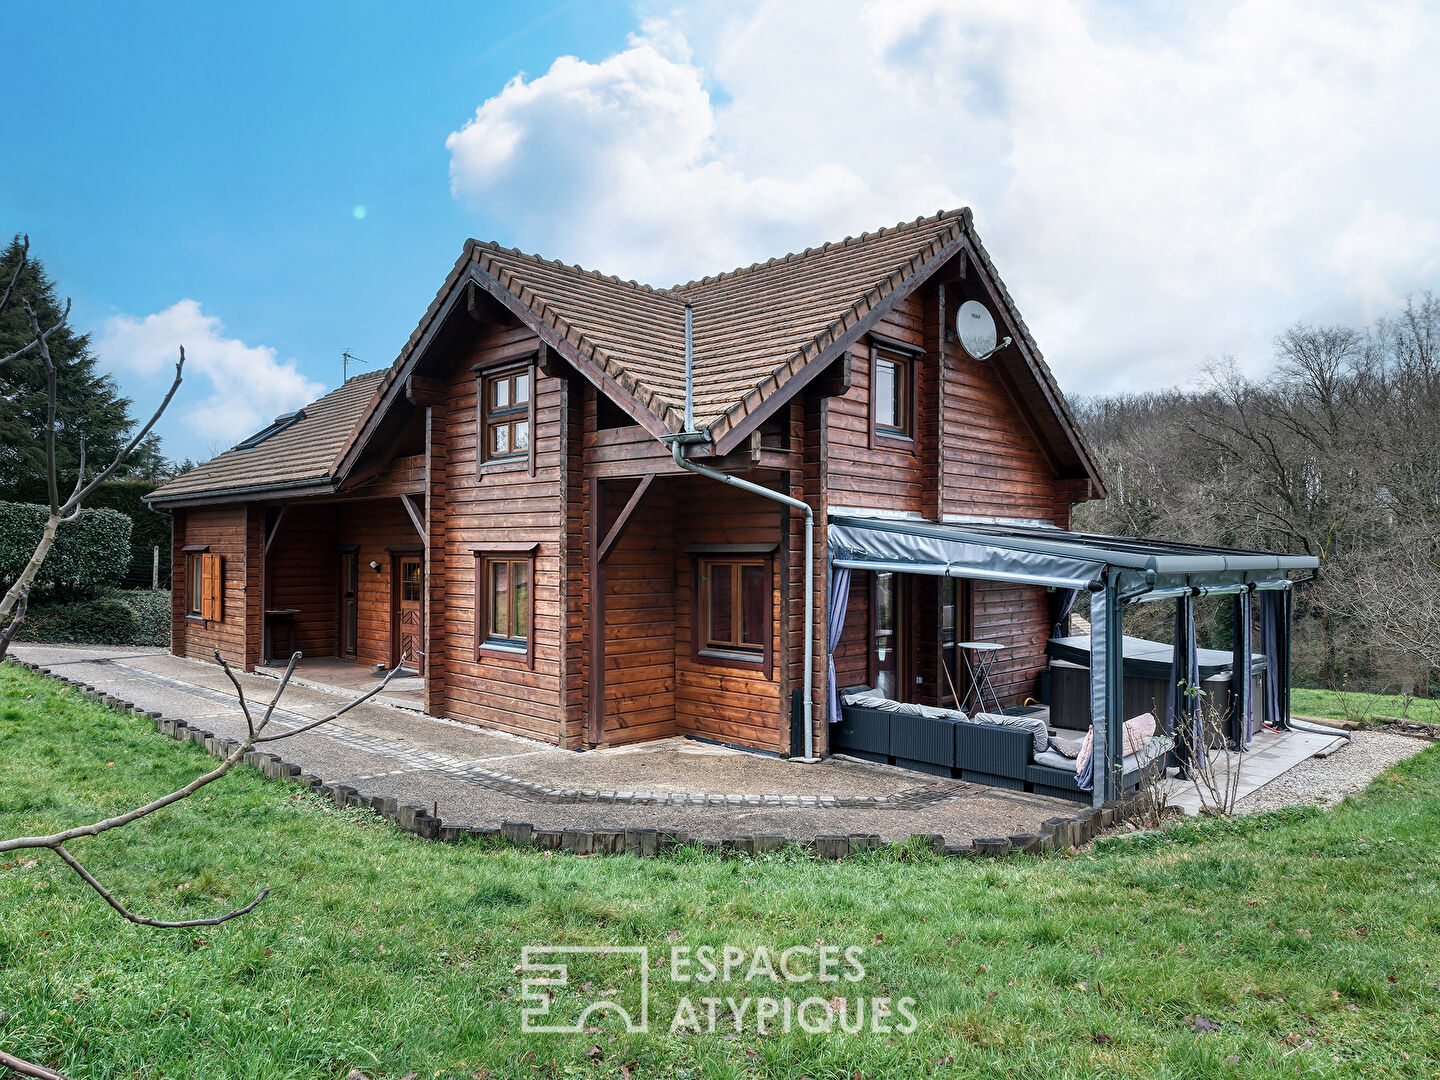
[201,553,223,621]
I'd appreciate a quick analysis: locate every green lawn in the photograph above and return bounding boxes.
[2,664,1439,1080]
[1292,686,1440,726]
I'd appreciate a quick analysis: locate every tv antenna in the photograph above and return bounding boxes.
[342,350,369,381]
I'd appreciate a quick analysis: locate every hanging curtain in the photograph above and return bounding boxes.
[1049,588,1079,638]
[826,565,853,723]
[1077,577,1120,798]
[1261,589,1291,731]
[1167,593,1203,771]
[1230,590,1254,747]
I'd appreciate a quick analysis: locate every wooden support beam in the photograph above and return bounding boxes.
[536,340,559,379]
[406,375,446,406]
[815,352,852,398]
[597,474,655,564]
[587,478,605,746]
[399,493,426,544]
[262,504,288,558]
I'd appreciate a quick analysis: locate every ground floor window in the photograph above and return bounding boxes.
[697,556,769,665]
[476,553,532,660]
[184,549,222,621]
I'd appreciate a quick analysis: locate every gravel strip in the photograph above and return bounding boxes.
[1237,731,1430,812]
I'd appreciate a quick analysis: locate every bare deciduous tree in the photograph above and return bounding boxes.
[1074,292,1440,693]
[0,235,184,659]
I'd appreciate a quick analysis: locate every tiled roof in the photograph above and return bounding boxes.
[147,372,384,503]
[150,207,1099,502]
[473,209,969,446]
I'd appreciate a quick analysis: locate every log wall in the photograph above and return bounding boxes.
[170,505,249,665]
[438,321,567,742]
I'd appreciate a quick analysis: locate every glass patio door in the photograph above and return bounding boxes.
[873,570,907,700]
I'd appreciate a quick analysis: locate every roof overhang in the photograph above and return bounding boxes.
[144,477,340,509]
[827,515,1319,596]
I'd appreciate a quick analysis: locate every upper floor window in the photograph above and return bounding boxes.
[871,348,913,441]
[480,366,531,462]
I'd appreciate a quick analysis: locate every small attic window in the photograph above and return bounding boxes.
[234,409,306,450]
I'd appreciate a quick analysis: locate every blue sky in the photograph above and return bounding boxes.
[5,1,1439,462]
[2,1,634,458]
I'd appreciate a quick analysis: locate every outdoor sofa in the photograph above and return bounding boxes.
[833,687,1172,802]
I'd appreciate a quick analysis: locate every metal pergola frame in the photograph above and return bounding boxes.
[827,516,1320,807]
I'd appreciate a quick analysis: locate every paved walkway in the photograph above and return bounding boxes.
[1165,725,1349,816]
[11,645,1077,845]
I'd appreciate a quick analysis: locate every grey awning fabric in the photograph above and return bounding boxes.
[828,517,1107,591]
[827,516,1317,593]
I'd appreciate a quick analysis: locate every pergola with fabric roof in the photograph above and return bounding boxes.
[826,516,1319,806]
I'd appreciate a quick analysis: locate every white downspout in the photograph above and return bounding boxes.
[666,301,817,760]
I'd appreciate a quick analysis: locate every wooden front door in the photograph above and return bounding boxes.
[339,551,359,659]
[391,552,424,669]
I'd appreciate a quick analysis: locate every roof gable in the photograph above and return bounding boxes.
[151,207,1103,504]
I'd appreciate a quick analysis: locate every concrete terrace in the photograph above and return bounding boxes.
[12,644,1078,846]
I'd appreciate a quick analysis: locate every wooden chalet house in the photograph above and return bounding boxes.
[147,208,1107,760]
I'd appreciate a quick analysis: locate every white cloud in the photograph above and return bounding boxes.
[446,0,1440,393]
[99,300,326,449]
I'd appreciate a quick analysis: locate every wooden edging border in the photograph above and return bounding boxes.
[7,658,1147,859]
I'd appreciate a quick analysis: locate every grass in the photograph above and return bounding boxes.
[1291,685,1440,727]
[2,663,1439,1079]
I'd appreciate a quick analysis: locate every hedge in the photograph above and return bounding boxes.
[84,480,172,588]
[0,501,132,599]
[16,589,170,647]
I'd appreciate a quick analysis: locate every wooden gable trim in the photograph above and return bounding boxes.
[707,229,969,457]
[466,263,674,444]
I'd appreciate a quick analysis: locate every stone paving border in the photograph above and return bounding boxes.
[7,657,1146,859]
[99,656,958,810]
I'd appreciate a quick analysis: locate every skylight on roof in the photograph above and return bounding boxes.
[233,409,306,451]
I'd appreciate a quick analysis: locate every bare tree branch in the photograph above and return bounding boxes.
[52,844,271,928]
[0,1048,70,1080]
[2,652,409,930]
[254,652,409,743]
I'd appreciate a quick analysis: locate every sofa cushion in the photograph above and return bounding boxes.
[1073,712,1159,772]
[970,712,1050,756]
[1035,735,1172,775]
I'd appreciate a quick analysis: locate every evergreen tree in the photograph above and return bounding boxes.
[0,234,135,503]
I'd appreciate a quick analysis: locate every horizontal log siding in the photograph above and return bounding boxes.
[172,506,248,664]
[940,290,1057,522]
[673,479,785,752]
[266,503,340,659]
[832,569,870,694]
[563,385,588,747]
[601,479,676,745]
[823,291,930,516]
[440,322,566,743]
[969,580,1050,708]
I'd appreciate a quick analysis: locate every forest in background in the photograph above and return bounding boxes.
[1072,292,1440,697]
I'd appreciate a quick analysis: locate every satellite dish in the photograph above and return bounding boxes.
[956,300,1000,359]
